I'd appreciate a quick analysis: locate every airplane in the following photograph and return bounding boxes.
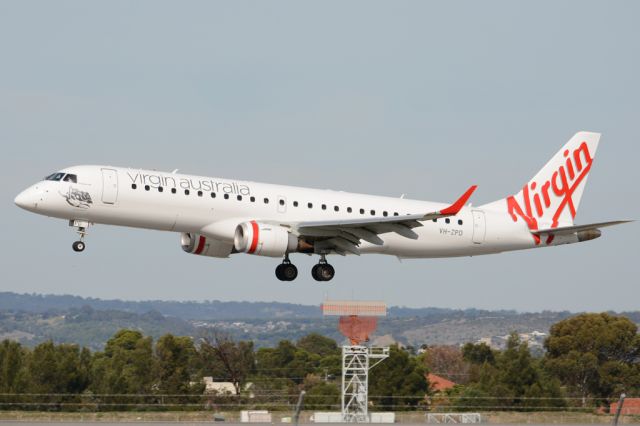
[14,131,630,282]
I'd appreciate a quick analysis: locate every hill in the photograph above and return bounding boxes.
[1,292,638,350]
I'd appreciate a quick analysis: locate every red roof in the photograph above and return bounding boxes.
[427,373,456,392]
[611,398,640,415]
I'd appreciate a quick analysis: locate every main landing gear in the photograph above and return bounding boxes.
[275,254,335,282]
[312,254,335,282]
[69,219,89,253]
[275,255,298,281]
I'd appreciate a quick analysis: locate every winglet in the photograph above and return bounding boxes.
[439,185,478,215]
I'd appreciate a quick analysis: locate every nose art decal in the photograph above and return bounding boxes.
[60,187,93,209]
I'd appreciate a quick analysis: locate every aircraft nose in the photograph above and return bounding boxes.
[14,188,38,211]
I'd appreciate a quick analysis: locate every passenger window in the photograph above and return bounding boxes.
[370,210,375,216]
[211,192,216,198]
[383,211,388,217]
[334,206,339,212]
[293,201,299,207]
[393,212,399,216]
[145,185,150,191]
[197,191,203,197]
[458,219,463,225]
[445,218,450,224]
[63,174,77,183]
[433,218,437,222]
[322,204,327,210]
[279,199,285,206]
[237,195,243,201]
[250,196,255,202]
[131,184,137,189]
[264,198,269,204]
[347,207,352,213]
[184,189,190,195]
[158,187,163,192]
[308,202,313,208]
[224,194,229,199]
[171,188,177,194]
[360,208,365,214]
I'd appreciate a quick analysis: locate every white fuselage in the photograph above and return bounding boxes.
[15,164,579,260]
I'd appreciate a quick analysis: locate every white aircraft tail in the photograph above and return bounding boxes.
[486,131,601,240]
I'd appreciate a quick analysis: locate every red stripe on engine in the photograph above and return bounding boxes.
[248,221,259,254]
[194,236,206,255]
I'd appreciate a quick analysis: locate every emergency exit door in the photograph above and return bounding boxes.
[101,168,118,204]
[472,210,486,244]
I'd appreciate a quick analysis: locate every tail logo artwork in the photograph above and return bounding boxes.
[506,142,594,244]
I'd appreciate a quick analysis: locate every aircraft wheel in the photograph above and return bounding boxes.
[281,263,298,281]
[311,264,322,281]
[275,264,286,281]
[312,264,334,282]
[320,264,335,281]
[72,241,85,252]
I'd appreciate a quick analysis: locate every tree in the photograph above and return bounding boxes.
[200,331,255,395]
[368,345,429,411]
[422,345,470,384]
[297,333,339,357]
[544,313,640,404]
[462,342,496,365]
[90,329,155,395]
[0,340,27,393]
[25,341,91,394]
[455,333,564,411]
[155,333,202,395]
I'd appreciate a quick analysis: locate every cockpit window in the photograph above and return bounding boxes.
[45,172,65,181]
[63,174,77,183]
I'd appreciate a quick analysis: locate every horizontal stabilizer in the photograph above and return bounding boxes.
[532,220,633,236]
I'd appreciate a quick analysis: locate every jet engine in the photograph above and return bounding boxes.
[181,233,234,258]
[233,221,298,257]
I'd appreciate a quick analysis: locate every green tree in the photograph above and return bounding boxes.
[368,345,428,411]
[25,341,90,394]
[155,333,203,395]
[0,340,28,393]
[90,329,155,395]
[454,334,564,411]
[303,375,340,410]
[297,333,339,357]
[544,313,640,404]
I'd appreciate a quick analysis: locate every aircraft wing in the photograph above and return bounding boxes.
[531,220,633,236]
[291,185,477,255]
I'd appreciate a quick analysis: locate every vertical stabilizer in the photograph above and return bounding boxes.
[485,131,600,243]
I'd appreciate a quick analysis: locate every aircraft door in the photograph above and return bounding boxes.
[277,196,287,213]
[472,210,486,244]
[101,168,118,204]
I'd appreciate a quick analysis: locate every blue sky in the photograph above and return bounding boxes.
[1,1,638,311]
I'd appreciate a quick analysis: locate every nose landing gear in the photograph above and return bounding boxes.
[275,254,298,281]
[312,254,335,282]
[69,219,89,253]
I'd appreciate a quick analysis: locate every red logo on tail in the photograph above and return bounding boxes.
[506,142,594,245]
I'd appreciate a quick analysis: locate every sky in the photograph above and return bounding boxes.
[1,1,638,312]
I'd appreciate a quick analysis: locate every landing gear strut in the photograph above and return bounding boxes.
[312,254,335,282]
[275,254,298,281]
[69,219,89,253]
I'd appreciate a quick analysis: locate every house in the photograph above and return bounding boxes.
[427,373,456,393]
[611,398,640,415]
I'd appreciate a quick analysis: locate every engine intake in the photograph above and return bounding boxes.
[234,221,298,257]
[181,233,233,258]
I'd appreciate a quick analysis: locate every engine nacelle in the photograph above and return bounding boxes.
[181,233,234,258]
[233,221,298,257]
